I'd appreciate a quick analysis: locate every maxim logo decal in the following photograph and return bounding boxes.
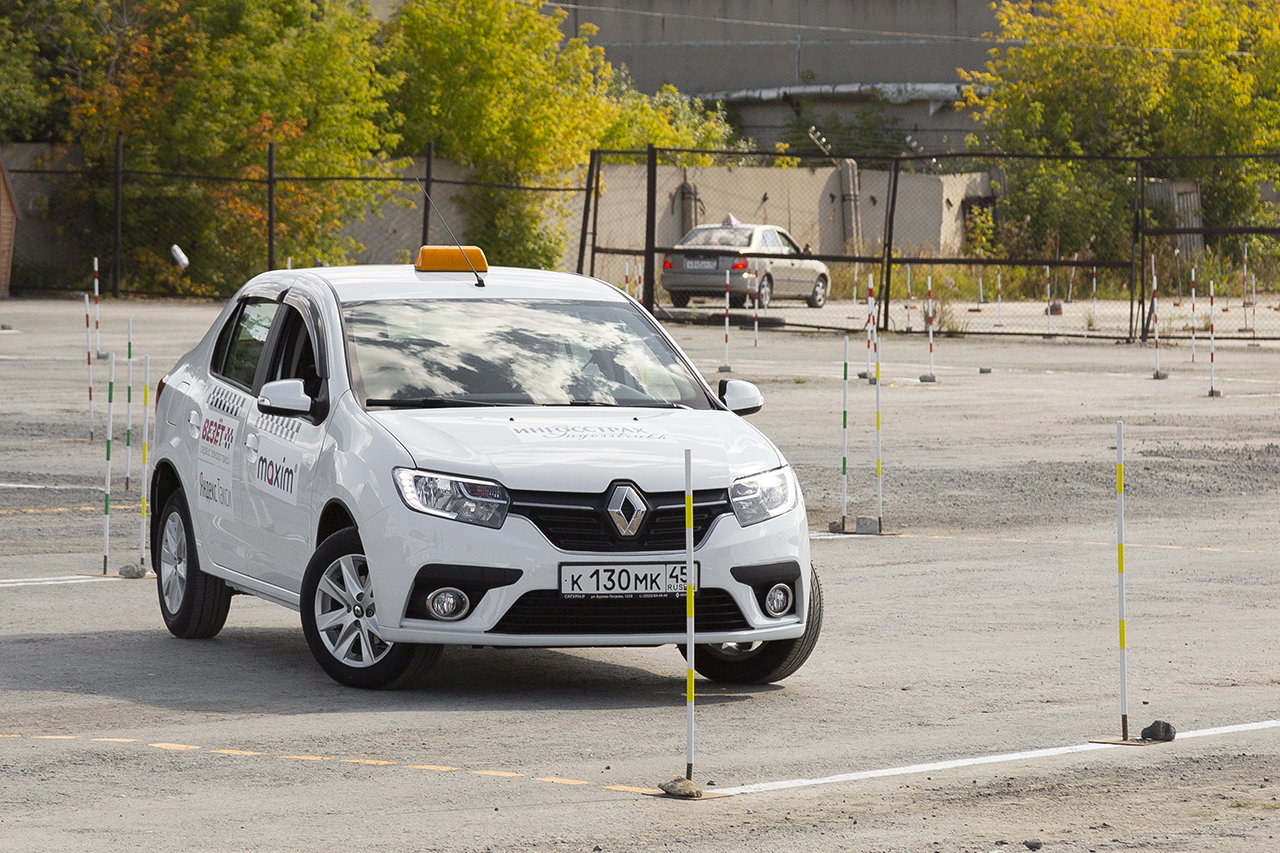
[252,435,299,506]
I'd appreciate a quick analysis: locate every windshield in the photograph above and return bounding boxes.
[343,299,713,409]
[678,226,753,248]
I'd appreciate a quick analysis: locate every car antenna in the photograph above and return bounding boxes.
[420,185,485,287]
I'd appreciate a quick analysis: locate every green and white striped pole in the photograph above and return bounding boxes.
[841,336,849,532]
[103,353,115,575]
[138,355,151,570]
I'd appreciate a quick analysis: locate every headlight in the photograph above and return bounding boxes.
[393,468,510,529]
[730,466,797,527]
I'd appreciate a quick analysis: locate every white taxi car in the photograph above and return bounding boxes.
[150,246,821,689]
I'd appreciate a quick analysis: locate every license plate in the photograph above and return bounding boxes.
[684,259,717,270]
[560,562,698,597]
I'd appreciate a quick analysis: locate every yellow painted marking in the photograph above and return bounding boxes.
[536,777,592,785]
[1119,619,1127,649]
[0,734,19,738]
[604,785,664,794]
[149,743,200,751]
[876,412,880,429]
[1118,543,1125,574]
[1117,463,1124,493]
[344,759,396,766]
[281,755,331,761]
[1084,541,1108,546]
[473,770,522,778]
[686,584,694,618]
[211,749,262,756]
[409,764,460,771]
[876,459,881,477]
[685,494,693,528]
[90,738,138,743]
[33,735,77,740]
[687,669,695,703]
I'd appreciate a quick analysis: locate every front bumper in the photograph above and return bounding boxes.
[362,498,811,647]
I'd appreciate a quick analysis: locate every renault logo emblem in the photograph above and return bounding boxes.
[607,484,648,537]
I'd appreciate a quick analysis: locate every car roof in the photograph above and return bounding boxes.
[284,264,631,306]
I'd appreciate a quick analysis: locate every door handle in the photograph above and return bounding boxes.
[245,432,259,460]
[187,410,200,439]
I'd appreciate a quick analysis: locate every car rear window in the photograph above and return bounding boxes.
[678,226,753,248]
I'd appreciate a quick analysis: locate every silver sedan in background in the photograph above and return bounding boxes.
[661,219,830,309]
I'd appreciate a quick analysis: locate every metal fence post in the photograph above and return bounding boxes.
[267,142,276,271]
[420,140,434,247]
[878,158,901,330]
[643,143,657,312]
[577,149,598,275]
[1129,158,1143,341]
[112,133,123,297]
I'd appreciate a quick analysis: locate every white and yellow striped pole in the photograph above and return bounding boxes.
[103,353,115,575]
[875,329,883,533]
[841,336,849,533]
[138,355,151,570]
[1116,421,1128,741]
[83,293,95,440]
[125,319,134,489]
[684,448,696,781]
[864,274,874,382]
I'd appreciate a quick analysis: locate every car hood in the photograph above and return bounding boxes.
[371,407,784,494]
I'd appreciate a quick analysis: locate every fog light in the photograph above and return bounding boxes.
[427,587,470,621]
[764,583,793,617]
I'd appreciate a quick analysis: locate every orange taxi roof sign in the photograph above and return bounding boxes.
[414,245,488,273]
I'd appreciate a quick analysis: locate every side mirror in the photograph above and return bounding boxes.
[718,379,763,415]
[802,243,812,255]
[258,378,312,415]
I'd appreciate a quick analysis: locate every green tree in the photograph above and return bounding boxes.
[961,0,1280,261]
[0,21,47,141]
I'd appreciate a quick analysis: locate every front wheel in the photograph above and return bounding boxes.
[685,569,823,684]
[300,527,441,689]
[755,275,773,309]
[807,275,829,308]
[155,489,232,639]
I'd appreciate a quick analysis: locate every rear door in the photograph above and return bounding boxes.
[775,229,808,296]
[191,296,281,572]
[760,228,796,294]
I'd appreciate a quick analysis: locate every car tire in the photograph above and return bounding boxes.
[300,527,441,689]
[155,489,233,639]
[807,275,829,309]
[685,569,823,684]
[756,275,772,309]
[729,292,747,309]
[670,292,690,308]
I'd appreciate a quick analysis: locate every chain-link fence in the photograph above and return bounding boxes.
[6,141,589,297]
[580,147,1280,340]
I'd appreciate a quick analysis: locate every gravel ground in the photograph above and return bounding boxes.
[0,295,1276,852]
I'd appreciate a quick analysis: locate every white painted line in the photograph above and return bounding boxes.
[715,719,1280,796]
[0,483,101,490]
[0,576,122,588]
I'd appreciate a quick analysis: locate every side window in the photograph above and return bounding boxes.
[777,231,802,255]
[268,306,323,400]
[761,229,783,252]
[214,299,279,391]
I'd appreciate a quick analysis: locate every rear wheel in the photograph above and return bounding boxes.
[729,292,747,309]
[670,292,690,308]
[756,275,773,309]
[155,489,232,639]
[686,569,823,684]
[300,527,440,689]
[807,275,829,308]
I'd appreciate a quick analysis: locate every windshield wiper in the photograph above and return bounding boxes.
[366,397,512,409]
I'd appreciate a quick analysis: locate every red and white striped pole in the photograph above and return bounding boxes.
[920,276,936,383]
[83,293,95,440]
[1208,281,1220,397]
[752,258,759,347]
[93,257,102,358]
[718,270,731,373]
[1190,268,1197,362]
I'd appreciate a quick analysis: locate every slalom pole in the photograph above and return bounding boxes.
[752,259,759,347]
[865,274,874,382]
[875,330,883,533]
[994,269,1004,327]
[683,448,696,781]
[920,276,936,382]
[718,270,731,373]
[1089,266,1097,331]
[83,293,95,441]
[1116,421,1128,741]
[1190,268,1196,363]
[1045,265,1052,336]
[1152,257,1166,379]
[93,258,102,358]
[623,259,630,297]
[139,355,151,571]
[1209,281,1220,397]
[1252,274,1257,339]
[125,319,134,488]
[103,353,115,575]
[905,265,913,331]
[977,273,984,308]
[842,336,849,532]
